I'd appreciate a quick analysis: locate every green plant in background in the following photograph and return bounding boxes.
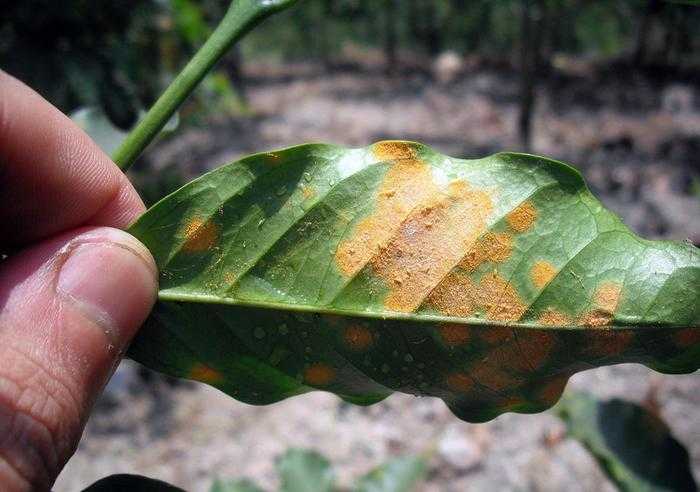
[63,0,699,489]
[83,450,428,492]
[557,392,698,492]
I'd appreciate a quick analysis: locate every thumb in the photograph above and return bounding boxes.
[0,227,157,490]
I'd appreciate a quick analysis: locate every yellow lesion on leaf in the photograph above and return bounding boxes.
[427,271,526,322]
[437,324,471,347]
[343,325,374,351]
[304,363,335,386]
[579,310,614,327]
[335,149,438,278]
[578,281,623,327]
[530,260,557,288]
[506,200,537,232]
[594,282,623,311]
[426,271,476,317]
[537,308,571,327]
[265,152,281,163]
[301,185,316,200]
[371,140,417,162]
[189,363,224,384]
[181,217,219,253]
[476,272,527,322]
[373,181,493,313]
[460,232,513,272]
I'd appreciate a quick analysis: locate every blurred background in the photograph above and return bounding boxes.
[2,1,700,490]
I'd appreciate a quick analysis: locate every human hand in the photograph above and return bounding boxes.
[0,71,158,490]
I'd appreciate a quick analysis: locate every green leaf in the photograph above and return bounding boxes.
[127,141,700,423]
[82,474,185,491]
[354,456,428,492]
[556,392,698,492]
[277,449,335,492]
[210,478,265,492]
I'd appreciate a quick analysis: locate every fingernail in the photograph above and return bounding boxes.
[57,228,158,349]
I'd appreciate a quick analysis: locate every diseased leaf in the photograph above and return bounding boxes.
[354,455,427,492]
[556,392,698,492]
[127,141,700,422]
[277,449,335,492]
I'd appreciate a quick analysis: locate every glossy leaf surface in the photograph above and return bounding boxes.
[128,141,700,422]
[556,392,697,492]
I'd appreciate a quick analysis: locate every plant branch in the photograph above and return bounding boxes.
[113,0,297,172]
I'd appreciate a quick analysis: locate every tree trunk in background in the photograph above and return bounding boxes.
[383,0,398,76]
[423,1,442,57]
[634,0,661,68]
[408,0,443,57]
[518,0,545,152]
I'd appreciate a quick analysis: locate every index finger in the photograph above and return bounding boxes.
[0,70,145,247]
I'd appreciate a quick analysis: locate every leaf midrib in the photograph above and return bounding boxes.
[156,290,692,331]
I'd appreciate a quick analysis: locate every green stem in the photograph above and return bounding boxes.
[113,0,297,172]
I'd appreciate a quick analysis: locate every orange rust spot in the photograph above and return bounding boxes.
[446,372,474,393]
[460,232,513,272]
[480,327,513,345]
[181,217,219,253]
[335,151,437,277]
[674,328,700,347]
[586,330,634,357]
[426,271,476,317]
[530,260,557,288]
[427,271,525,322]
[537,376,568,404]
[371,141,417,161]
[265,152,281,163]
[594,282,622,312]
[470,366,520,391]
[506,201,537,232]
[375,181,493,312]
[537,308,571,327]
[516,331,555,370]
[476,272,527,322]
[578,282,623,327]
[304,363,335,386]
[578,309,613,327]
[343,325,374,350]
[322,315,343,327]
[437,324,471,347]
[301,185,315,200]
[189,363,224,384]
[223,271,237,285]
[502,396,528,409]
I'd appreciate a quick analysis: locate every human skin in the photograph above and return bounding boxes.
[0,70,158,491]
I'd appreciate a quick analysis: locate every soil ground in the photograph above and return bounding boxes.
[55,60,700,491]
